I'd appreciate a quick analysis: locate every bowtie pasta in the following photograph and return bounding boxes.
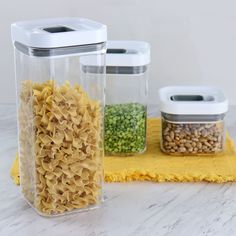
[18,80,103,216]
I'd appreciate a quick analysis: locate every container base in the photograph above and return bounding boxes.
[21,192,104,217]
[160,146,225,156]
[105,146,147,157]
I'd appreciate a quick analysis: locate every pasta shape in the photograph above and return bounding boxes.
[18,80,103,215]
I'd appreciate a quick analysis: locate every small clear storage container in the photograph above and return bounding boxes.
[104,41,150,155]
[11,18,107,216]
[159,86,228,155]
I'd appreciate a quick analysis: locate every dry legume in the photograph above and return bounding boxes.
[105,103,146,155]
[161,119,224,155]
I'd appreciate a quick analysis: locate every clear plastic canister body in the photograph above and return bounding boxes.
[161,112,226,155]
[105,66,148,156]
[14,43,106,216]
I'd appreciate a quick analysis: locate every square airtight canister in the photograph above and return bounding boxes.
[159,86,228,155]
[103,41,150,156]
[82,41,150,156]
[11,17,107,216]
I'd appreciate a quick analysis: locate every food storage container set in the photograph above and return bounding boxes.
[11,17,228,216]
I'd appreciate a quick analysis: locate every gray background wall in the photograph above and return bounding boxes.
[1,0,236,104]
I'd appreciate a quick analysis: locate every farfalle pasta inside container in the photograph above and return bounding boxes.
[11,18,107,216]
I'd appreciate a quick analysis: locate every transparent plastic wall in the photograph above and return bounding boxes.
[14,43,106,216]
[105,66,148,156]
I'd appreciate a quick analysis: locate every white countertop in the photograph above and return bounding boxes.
[1,104,236,236]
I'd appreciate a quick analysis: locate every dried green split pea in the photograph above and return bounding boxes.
[104,103,146,155]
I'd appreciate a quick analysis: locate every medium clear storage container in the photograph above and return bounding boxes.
[11,18,107,216]
[159,86,228,155]
[105,41,149,155]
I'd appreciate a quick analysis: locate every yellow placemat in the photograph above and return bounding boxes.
[10,118,236,185]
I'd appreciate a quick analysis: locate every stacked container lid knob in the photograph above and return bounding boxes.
[11,18,107,216]
[159,86,228,155]
[104,41,150,156]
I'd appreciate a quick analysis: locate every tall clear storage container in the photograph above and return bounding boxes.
[11,18,107,216]
[104,41,150,155]
[159,86,228,155]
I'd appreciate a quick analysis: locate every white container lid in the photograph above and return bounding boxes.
[11,17,107,48]
[106,40,150,67]
[159,86,228,115]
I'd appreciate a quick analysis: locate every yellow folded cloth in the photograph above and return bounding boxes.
[10,155,20,185]
[10,118,236,184]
